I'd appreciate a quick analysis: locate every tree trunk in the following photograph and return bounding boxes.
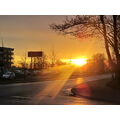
[113,15,120,85]
[100,15,120,88]
[100,15,113,67]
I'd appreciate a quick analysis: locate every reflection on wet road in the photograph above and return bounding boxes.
[0,65,112,105]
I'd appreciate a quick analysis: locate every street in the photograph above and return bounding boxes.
[0,65,112,105]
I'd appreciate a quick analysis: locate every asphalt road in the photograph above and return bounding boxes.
[0,65,113,105]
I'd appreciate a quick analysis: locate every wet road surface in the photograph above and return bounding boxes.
[0,65,113,105]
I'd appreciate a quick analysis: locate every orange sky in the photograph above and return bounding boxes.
[0,15,106,64]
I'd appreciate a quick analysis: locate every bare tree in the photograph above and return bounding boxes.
[49,48,57,67]
[19,53,28,69]
[50,16,113,63]
[50,15,120,86]
[92,53,105,73]
[19,52,28,79]
[37,53,48,69]
[100,16,113,66]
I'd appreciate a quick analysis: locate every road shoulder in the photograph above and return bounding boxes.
[71,78,120,104]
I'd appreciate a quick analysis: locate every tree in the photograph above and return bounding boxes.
[100,15,113,66]
[49,48,57,67]
[19,54,28,69]
[50,15,120,86]
[19,52,28,79]
[50,16,113,64]
[37,53,48,69]
[92,53,105,73]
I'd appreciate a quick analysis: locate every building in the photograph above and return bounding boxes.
[0,47,14,73]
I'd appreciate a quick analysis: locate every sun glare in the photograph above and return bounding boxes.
[71,58,87,66]
[61,57,87,66]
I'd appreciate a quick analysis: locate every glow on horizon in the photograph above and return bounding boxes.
[61,57,88,66]
[0,16,105,64]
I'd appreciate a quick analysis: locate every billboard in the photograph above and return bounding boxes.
[28,51,43,57]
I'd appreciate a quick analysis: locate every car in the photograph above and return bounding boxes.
[2,72,15,79]
[25,70,31,75]
[33,70,41,75]
[14,70,24,75]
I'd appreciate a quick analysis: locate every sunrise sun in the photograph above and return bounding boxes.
[70,58,87,66]
[61,57,87,66]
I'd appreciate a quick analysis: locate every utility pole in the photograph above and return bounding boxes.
[0,32,4,47]
[1,38,4,47]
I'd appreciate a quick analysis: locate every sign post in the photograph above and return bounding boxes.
[28,51,43,70]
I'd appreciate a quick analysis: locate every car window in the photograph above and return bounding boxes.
[6,73,11,75]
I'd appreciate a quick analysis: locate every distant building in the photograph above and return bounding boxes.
[0,47,14,73]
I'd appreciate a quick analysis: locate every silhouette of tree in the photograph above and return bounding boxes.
[37,53,48,69]
[49,48,57,67]
[92,53,105,73]
[50,15,120,86]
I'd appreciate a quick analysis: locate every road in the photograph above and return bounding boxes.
[0,65,113,105]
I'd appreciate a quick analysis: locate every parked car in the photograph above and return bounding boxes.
[14,70,24,75]
[33,70,41,75]
[2,72,15,79]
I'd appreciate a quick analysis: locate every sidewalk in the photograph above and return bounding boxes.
[71,78,120,104]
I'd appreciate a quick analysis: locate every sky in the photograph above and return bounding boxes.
[0,15,106,63]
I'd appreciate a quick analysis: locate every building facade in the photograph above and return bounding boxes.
[0,47,14,73]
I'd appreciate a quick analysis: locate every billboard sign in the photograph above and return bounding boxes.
[28,51,43,57]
